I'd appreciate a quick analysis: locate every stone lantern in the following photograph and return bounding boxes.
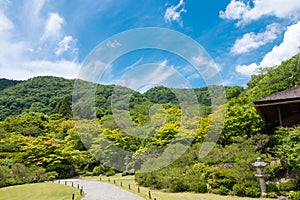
[252,157,268,197]
[124,155,130,172]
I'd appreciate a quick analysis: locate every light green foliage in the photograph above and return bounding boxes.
[277,126,300,173]
[220,97,264,146]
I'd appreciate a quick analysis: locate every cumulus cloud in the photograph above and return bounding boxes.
[0,3,79,80]
[164,0,186,27]
[41,12,64,41]
[231,23,282,54]
[55,36,76,56]
[236,21,300,76]
[220,0,300,26]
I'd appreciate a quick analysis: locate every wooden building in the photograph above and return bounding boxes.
[254,86,300,127]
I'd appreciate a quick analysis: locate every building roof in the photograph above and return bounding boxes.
[254,85,300,127]
[255,85,300,104]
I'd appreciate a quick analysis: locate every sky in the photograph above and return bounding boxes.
[1,0,300,89]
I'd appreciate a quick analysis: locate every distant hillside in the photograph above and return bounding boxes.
[0,76,74,120]
[0,78,22,90]
[0,76,244,121]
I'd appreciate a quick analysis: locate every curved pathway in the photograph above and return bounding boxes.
[58,179,143,200]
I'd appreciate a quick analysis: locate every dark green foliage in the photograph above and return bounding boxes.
[144,86,178,105]
[0,76,74,120]
[245,187,261,197]
[277,180,297,191]
[52,96,72,118]
[276,127,300,174]
[0,78,22,90]
[0,163,57,187]
[225,86,244,99]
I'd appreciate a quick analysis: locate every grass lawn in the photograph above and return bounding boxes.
[84,174,273,200]
[0,182,83,200]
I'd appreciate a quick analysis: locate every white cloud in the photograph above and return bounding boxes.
[231,23,282,54]
[220,0,300,26]
[55,36,76,56]
[236,21,300,76]
[164,0,186,27]
[220,0,250,21]
[41,12,64,41]
[236,63,259,76]
[0,4,79,81]
[1,59,80,80]
[0,10,13,31]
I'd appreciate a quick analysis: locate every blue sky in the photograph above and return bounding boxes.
[1,0,300,88]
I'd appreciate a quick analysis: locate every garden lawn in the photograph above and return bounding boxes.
[0,182,83,200]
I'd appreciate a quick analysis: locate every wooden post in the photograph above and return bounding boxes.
[100,177,102,181]
[58,180,60,184]
[72,193,75,200]
[128,184,130,190]
[71,182,73,187]
[277,106,283,126]
[77,184,79,189]
[80,186,83,195]
[120,182,122,187]
[65,181,67,185]
[148,190,152,199]
[138,186,140,193]
[108,178,110,182]
[113,180,116,184]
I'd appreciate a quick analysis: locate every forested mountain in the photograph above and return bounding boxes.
[0,76,243,120]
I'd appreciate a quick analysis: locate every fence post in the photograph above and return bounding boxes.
[71,182,73,187]
[120,182,122,187]
[138,186,140,193]
[72,193,75,200]
[148,190,151,199]
[80,186,83,195]
[128,184,130,190]
[77,184,79,189]
[113,180,116,184]
[65,181,67,185]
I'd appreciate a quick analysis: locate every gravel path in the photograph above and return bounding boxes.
[58,179,144,200]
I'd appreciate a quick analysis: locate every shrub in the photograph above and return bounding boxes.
[290,191,300,200]
[92,166,104,175]
[233,184,246,196]
[170,179,188,192]
[267,183,279,193]
[245,186,260,197]
[267,192,278,198]
[212,186,230,195]
[85,171,93,176]
[278,180,297,191]
[187,181,207,193]
[105,169,115,176]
